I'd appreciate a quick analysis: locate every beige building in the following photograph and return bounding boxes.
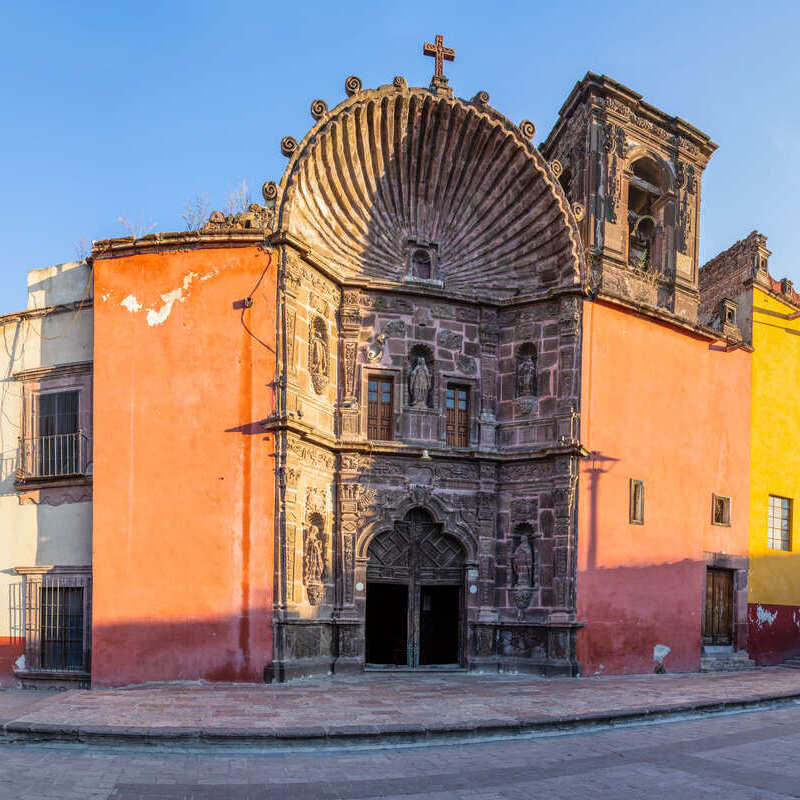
[0,260,93,687]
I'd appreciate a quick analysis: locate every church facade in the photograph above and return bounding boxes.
[0,45,770,687]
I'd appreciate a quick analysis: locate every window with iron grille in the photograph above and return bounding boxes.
[367,377,394,441]
[629,479,644,524]
[40,586,84,670]
[445,385,469,447]
[712,494,731,526]
[15,568,91,675]
[768,495,792,551]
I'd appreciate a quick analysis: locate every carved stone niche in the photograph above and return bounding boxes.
[303,487,328,606]
[403,240,441,285]
[402,343,439,442]
[308,315,329,394]
[510,522,536,612]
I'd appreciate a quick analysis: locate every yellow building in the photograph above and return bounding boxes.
[701,232,800,665]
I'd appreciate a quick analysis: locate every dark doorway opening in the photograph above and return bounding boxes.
[419,585,460,665]
[365,583,408,665]
[365,507,464,669]
[703,568,734,646]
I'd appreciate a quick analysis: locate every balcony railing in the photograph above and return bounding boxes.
[17,431,90,481]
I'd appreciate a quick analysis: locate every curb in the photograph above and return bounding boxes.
[3,691,800,750]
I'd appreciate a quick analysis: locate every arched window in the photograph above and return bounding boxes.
[627,157,665,271]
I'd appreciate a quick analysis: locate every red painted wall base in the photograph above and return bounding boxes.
[0,637,24,687]
[747,602,800,665]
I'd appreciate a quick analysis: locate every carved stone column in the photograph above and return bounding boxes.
[478,308,499,449]
[338,290,361,439]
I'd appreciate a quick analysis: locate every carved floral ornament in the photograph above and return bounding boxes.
[274,84,585,292]
[308,315,329,394]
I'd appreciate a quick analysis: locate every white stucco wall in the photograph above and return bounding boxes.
[0,260,93,642]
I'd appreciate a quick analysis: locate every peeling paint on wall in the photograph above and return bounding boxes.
[115,270,219,327]
[756,604,779,627]
[794,609,800,631]
[121,295,141,313]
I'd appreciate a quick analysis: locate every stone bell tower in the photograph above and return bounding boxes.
[541,73,716,323]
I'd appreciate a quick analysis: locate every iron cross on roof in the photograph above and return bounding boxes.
[423,34,455,81]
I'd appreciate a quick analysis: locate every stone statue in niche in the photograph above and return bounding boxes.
[308,316,329,394]
[516,354,536,397]
[303,517,325,605]
[511,533,534,611]
[408,357,431,408]
[512,536,533,587]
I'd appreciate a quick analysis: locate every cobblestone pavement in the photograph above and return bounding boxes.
[3,668,800,743]
[1,701,800,798]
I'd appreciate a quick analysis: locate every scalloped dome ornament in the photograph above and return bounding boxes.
[273,35,584,295]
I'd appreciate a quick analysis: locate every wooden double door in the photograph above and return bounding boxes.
[703,568,734,646]
[365,508,464,668]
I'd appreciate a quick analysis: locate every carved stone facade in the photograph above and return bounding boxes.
[267,75,585,681]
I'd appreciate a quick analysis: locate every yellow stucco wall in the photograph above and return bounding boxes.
[749,285,800,604]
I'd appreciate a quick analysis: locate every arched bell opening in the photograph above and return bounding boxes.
[364,507,465,669]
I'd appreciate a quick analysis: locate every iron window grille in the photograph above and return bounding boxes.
[12,567,92,674]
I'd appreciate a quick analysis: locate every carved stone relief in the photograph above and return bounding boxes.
[308,315,329,394]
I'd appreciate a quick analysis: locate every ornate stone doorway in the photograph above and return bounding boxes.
[365,508,464,668]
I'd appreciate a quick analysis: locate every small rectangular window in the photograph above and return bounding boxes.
[712,494,731,526]
[629,479,644,524]
[768,495,791,551]
[445,385,470,447]
[367,377,394,441]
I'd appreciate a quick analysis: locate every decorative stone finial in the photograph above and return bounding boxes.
[280,136,298,157]
[310,99,328,120]
[393,75,408,91]
[519,120,536,139]
[344,75,362,96]
[472,91,490,106]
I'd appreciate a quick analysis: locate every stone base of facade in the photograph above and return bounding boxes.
[271,619,582,681]
[15,670,91,690]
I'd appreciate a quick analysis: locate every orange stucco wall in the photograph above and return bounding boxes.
[92,245,276,686]
[578,300,751,674]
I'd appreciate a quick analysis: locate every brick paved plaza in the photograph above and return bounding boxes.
[1,668,800,747]
[1,699,800,798]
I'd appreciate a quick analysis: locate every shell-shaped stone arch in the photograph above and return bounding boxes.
[356,491,478,564]
[276,84,585,293]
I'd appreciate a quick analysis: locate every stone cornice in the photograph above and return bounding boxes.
[543,71,717,163]
[13,360,92,382]
[594,292,753,350]
[92,229,267,260]
[0,299,93,328]
[14,565,92,576]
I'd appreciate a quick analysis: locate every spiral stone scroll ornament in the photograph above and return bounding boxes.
[344,75,362,96]
[262,181,278,203]
[550,159,563,179]
[573,202,585,222]
[280,136,298,157]
[472,90,490,106]
[393,75,407,90]
[310,99,328,120]
[519,120,536,139]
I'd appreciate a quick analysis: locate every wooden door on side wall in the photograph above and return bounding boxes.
[703,568,733,646]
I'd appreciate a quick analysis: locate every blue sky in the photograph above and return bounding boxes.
[1,0,797,314]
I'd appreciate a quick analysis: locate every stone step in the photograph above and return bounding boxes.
[700,651,757,673]
[780,657,800,669]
